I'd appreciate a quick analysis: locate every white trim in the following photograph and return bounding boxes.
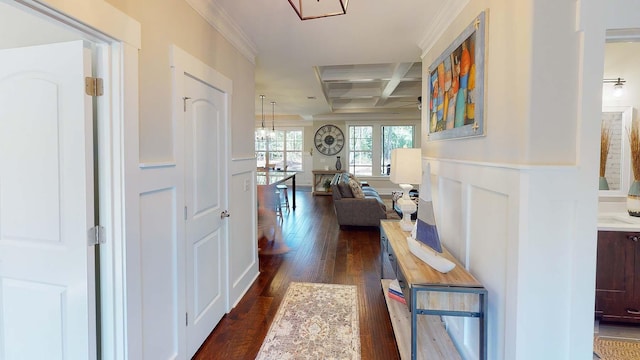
[139,161,178,169]
[424,156,579,172]
[171,45,233,93]
[25,0,141,48]
[599,106,633,198]
[418,0,470,57]
[184,0,257,64]
[232,156,258,162]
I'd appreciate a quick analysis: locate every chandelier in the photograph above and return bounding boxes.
[287,0,349,21]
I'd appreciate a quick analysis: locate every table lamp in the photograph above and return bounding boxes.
[390,148,421,231]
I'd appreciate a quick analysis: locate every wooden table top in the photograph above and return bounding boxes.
[381,220,482,288]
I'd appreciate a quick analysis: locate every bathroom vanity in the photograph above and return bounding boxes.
[596,214,640,324]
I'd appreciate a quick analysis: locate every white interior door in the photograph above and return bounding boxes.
[0,41,96,360]
[184,74,228,356]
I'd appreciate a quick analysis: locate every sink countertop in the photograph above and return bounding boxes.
[598,212,640,232]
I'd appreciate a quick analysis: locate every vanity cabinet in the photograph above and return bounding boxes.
[595,231,640,323]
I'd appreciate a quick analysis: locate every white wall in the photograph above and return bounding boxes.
[421,0,607,358]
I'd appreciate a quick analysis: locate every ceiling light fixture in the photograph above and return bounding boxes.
[257,95,267,140]
[270,101,276,139]
[287,0,348,21]
[603,77,626,97]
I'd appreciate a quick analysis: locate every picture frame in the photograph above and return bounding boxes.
[428,11,487,141]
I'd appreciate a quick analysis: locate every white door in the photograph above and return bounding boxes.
[184,74,228,356]
[0,41,96,359]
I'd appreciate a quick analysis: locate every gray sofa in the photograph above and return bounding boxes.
[330,173,387,227]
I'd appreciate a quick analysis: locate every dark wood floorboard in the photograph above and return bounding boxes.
[192,191,400,360]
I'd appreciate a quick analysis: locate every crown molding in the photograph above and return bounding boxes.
[419,0,470,59]
[185,0,257,64]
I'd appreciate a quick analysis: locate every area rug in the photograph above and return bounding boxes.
[594,337,640,359]
[256,282,361,360]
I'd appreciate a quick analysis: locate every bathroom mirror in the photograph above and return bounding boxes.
[599,106,632,197]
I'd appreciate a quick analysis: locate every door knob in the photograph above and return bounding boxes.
[221,210,230,219]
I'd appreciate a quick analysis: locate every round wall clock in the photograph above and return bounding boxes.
[314,124,345,156]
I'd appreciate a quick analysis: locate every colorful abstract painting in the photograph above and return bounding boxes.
[429,11,486,141]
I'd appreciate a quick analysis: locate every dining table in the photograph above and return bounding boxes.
[256,170,297,210]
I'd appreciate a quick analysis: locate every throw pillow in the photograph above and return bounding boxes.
[338,181,353,198]
[348,178,364,199]
[347,172,361,186]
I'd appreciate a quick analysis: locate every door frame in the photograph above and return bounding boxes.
[171,44,232,355]
[5,1,142,358]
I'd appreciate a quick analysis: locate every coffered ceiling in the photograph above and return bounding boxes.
[316,62,422,117]
[187,0,468,121]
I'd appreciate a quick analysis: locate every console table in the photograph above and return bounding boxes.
[380,220,488,360]
[312,169,344,196]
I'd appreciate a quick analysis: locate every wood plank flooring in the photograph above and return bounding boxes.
[193,190,400,360]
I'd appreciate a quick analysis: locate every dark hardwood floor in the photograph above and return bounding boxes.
[193,190,400,359]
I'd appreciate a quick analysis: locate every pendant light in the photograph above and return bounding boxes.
[270,101,276,140]
[257,94,266,140]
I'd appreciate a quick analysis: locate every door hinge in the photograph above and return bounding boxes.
[186,312,189,326]
[85,77,104,96]
[88,225,106,246]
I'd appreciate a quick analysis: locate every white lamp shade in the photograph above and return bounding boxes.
[390,148,422,185]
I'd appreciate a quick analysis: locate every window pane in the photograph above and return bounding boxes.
[283,130,302,170]
[256,151,266,167]
[286,130,303,150]
[270,151,283,165]
[348,126,373,176]
[381,125,414,174]
[287,151,302,171]
[257,128,304,170]
[271,131,285,151]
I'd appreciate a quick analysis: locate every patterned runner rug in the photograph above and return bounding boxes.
[594,337,640,359]
[256,282,361,360]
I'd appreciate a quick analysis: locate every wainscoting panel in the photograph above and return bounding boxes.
[465,186,509,360]
[139,186,179,360]
[427,158,581,360]
[435,177,464,265]
[228,157,259,308]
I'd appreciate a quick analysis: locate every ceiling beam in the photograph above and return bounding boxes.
[375,62,414,107]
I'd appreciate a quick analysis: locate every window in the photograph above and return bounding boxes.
[380,125,414,175]
[348,125,373,176]
[255,129,303,171]
[345,123,419,177]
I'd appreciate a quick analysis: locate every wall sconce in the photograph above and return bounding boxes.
[604,77,626,97]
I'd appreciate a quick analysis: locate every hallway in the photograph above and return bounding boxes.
[193,190,399,359]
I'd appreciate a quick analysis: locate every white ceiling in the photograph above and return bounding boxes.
[198,0,456,122]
